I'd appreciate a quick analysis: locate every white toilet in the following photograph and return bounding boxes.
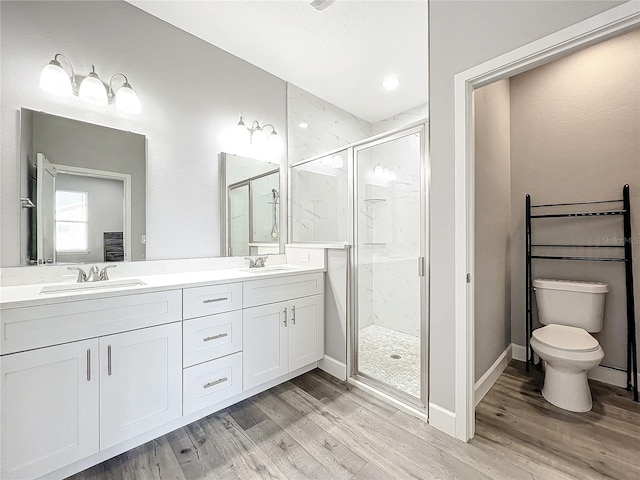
[530,279,607,412]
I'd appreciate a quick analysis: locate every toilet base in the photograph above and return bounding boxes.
[541,364,593,412]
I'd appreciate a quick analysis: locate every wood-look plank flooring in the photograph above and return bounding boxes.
[69,361,640,480]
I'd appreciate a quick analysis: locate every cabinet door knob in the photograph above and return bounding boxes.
[283,307,288,327]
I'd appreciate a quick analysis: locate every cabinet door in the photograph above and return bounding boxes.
[243,302,288,390]
[99,323,182,449]
[289,294,325,371]
[1,339,99,480]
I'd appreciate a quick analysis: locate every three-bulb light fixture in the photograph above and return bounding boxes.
[39,53,141,114]
[374,164,397,182]
[236,116,279,146]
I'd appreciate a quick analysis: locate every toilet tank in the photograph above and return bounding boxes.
[533,279,608,332]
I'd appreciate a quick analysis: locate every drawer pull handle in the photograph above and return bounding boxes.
[203,297,228,304]
[204,377,228,389]
[203,333,228,342]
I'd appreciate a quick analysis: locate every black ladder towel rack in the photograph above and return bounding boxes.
[525,184,638,402]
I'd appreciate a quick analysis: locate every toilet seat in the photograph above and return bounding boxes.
[532,324,600,352]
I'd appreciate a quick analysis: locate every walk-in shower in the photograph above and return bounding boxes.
[290,122,429,407]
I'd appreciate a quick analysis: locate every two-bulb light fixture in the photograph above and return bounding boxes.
[236,116,279,147]
[39,54,141,114]
[374,164,397,182]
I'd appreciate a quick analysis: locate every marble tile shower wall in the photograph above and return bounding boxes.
[287,83,372,165]
[290,159,349,243]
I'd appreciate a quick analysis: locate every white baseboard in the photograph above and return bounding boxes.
[511,343,640,389]
[427,402,456,437]
[318,355,347,381]
[474,345,511,407]
[511,343,526,362]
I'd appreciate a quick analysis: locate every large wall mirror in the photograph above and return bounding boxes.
[219,153,280,257]
[20,109,146,265]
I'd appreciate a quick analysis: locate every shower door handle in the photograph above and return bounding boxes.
[418,257,426,277]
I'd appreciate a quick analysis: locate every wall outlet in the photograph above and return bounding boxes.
[300,252,310,263]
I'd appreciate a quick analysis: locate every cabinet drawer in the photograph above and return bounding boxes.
[183,352,242,416]
[243,273,324,308]
[183,311,242,367]
[1,290,182,355]
[183,283,242,319]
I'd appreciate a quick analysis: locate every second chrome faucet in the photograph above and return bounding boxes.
[68,265,117,283]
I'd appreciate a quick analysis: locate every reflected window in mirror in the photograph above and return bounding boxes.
[55,190,89,253]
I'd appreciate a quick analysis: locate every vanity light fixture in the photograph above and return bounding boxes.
[299,121,309,129]
[39,53,141,114]
[236,116,279,146]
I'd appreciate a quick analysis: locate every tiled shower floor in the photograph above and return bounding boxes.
[358,324,420,398]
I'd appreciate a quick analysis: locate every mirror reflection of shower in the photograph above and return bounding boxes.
[270,188,280,240]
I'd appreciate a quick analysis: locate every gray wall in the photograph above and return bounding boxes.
[31,111,146,261]
[509,28,640,370]
[429,0,623,411]
[1,0,287,266]
[55,174,124,264]
[474,79,512,382]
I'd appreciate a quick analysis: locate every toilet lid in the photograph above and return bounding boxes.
[532,324,600,352]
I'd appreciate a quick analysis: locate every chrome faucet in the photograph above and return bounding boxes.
[67,265,118,283]
[244,256,268,268]
[87,266,101,282]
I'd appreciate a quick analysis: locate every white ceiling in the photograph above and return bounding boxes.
[126,0,428,123]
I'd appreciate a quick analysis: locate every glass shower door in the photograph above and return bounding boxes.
[353,125,426,404]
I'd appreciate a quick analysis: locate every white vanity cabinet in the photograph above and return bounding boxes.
[242,272,324,390]
[99,322,182,449]
[1,339,100,480]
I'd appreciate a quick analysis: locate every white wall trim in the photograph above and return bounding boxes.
[511,343,640,390]
[474,345,512,407]
[511,343,527,362]
[318,355,347,381]
[427,402,456,437]
[454,2,640,442]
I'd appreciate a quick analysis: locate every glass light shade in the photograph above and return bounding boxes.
[79,73,108,105]
[40,62,72,96]
[252,128,266,145]
[389,170,397,181]
[236,121,250,144]
[115,84,141,114]
[331,154,344,169]
[374,165,384,177]
[383,168,390,180]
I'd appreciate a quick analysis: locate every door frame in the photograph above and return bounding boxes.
[52,163,132,262]
[453,2,640,441]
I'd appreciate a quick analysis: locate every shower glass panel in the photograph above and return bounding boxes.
[229,184,250,257]
[354,127,425,402]
[290,150,349,243]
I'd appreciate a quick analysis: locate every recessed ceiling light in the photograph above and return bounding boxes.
[382,74,400,91]
[299,122,309,129]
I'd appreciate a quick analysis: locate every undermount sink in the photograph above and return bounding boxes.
[40,278,147,295]
[239,266,297,274]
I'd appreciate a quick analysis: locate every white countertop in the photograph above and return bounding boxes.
[0,265,325,310]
